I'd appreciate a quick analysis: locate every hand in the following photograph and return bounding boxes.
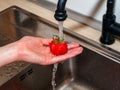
[17,36,83,65]
[0,36,83,67]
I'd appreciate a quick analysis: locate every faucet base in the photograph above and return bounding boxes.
[100,33,115,45]
[100,14,115,45]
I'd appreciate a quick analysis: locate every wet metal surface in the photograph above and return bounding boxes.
[0,6,120,90]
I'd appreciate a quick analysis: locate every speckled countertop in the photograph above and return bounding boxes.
[0,62,30,86]
[0,0,120,87]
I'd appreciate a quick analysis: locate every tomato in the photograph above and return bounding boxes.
[49,35,68,55]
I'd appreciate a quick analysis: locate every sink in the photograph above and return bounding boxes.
[0,6,120,90]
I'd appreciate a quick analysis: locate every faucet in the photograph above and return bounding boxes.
[100,0,120,45]
[54,0,67,21]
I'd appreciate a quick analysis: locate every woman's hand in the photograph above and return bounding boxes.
[0,36,83,67]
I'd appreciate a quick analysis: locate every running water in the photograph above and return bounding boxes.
[51,63,58,90]
[58,21,64,39]
[51,21,64,90]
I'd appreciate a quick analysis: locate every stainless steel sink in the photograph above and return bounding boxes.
[0,6,120,90]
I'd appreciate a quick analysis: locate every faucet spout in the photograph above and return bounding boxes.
[54,0,67,21]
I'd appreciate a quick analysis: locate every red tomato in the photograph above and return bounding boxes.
[49,41,68,55]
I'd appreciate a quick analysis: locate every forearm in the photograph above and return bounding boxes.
[0,42,18,67]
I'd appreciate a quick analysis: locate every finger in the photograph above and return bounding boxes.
[50,47,83,64]
[67,43,80,49]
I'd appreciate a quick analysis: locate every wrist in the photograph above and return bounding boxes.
[0,42,18,67]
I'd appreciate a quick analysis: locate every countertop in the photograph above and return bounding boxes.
[0,62,29,86]
[0,0,119,86]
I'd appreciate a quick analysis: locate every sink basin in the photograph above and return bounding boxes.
[0,6,120,90]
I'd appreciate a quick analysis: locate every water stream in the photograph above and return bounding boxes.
[51,21,64,90]
[51,63,58,90]
[58,21,64,39]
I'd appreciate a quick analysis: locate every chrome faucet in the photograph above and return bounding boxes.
[100,0,120,45]
[54,0,67,21]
